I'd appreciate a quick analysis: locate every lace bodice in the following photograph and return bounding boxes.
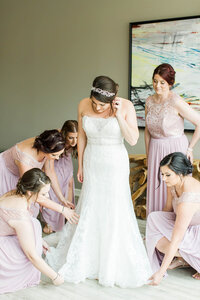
[0,207,30,236]
[146,93,184,139]
[171,188,200,226]
[2,144,46,176]
[82,116,124,145]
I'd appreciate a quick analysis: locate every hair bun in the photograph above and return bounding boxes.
[185,158,193,174]
[16,179,26,195]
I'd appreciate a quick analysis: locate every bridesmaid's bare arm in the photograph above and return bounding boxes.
[8,218,63,285]
[163,188,173,212]
[43,159,67,205]
[175,98,200,162]
[159,203,196,275]
[37,195,79,224]
[144,102,150,163]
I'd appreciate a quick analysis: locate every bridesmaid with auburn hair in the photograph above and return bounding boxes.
[145,63,200,214]
[42,120,78,233]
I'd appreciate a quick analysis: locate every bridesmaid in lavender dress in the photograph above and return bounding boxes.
[0,130,75,217]
[42,120,78,233]
[145,63,200,214]
[0,169,68,294]
[146,152,200,285]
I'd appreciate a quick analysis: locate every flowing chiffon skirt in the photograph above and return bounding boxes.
[0,217,43,294]
[147,134,188,214]
[0,154,19,197]
[42,155,75,231]
[146,211,200,274]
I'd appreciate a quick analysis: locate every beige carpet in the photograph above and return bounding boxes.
[1,219,199,300]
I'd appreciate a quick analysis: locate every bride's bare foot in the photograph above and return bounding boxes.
[43,224,53,234]
[168,257,190,270]
[192,272,200,280]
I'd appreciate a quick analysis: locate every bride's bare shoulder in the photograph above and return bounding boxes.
[79,98,91,115]
[118,97,132,105]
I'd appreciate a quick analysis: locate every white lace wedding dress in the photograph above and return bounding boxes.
[46,116,152,288]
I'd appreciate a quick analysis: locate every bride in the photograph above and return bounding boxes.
[46,75,152,288]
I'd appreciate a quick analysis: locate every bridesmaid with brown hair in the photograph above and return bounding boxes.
[0,168,77,294]
[0,129,77,220]
[42,120,78,233]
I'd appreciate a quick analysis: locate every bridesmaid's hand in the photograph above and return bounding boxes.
[62,207,79,224]
[186,149,193,163]
[63,200,75,209]
[148,271,163,286]
[42,239,50,255]
[77,168,83,183]
[52,273,64,286]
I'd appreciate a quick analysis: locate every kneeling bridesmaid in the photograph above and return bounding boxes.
[146,152,200,285]
[0,168,78,294]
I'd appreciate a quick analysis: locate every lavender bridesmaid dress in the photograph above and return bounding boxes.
[146,93,188,214]
[0,144,45,217]
[146,188,200,274]
[42,152,75,231]
[0,207,43,294]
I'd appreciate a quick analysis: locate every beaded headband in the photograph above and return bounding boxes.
[91,87,115,97]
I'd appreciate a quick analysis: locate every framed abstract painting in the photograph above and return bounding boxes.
[129,15,200,130]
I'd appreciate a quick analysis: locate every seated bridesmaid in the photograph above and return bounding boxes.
[42,120,78,233]
[0,129,74,217]
[146,152,200,285]
[0,168,78,294]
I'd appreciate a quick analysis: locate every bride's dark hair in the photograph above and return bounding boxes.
[90,76,119,113]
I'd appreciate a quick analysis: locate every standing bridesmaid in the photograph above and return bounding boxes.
[42,120,78,233]
[145,63,200,214]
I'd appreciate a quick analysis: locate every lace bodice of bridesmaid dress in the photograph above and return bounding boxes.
[2,144,46,176]
[171,188,200,226]
[146,93,184,139]
[0,207,30,236]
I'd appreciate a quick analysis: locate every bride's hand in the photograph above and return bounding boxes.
[62,207,79,224]
[77,168,83,183]
[113,98,122,116]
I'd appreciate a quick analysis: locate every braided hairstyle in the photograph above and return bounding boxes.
[61,120,78,158]
[16,168,51,196]
[158,152,193,186]
[33,129,65,153]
